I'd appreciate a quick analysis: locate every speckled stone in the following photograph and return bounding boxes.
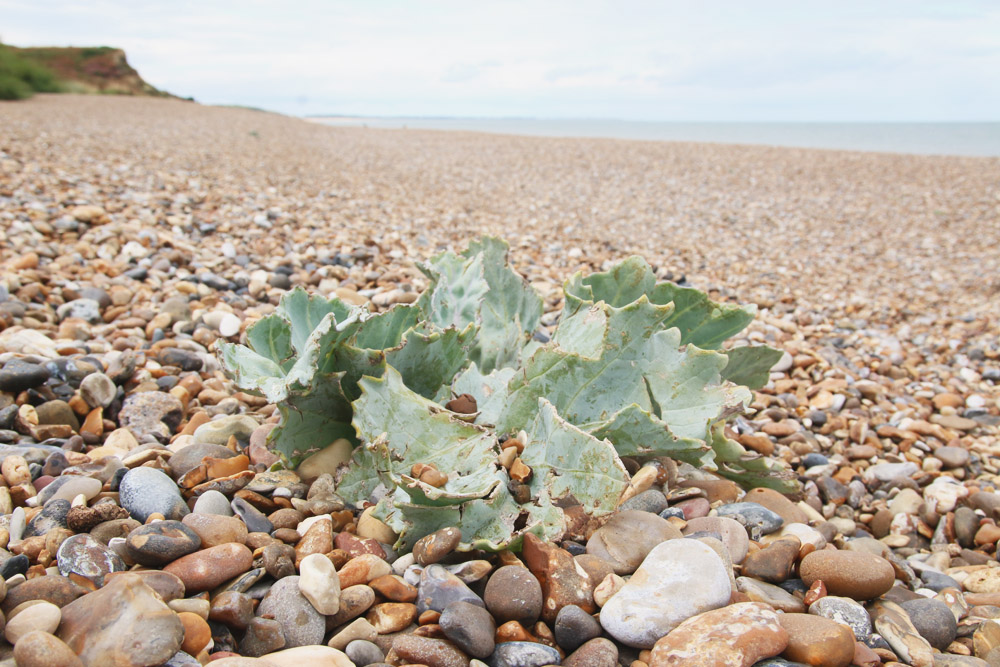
[124,520,202,566]
[257,576,325,648]
[650,602,788,667]
[484,565,544,626]
[439,599,496,658]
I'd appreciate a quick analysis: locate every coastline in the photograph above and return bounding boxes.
[307,115,1000,158]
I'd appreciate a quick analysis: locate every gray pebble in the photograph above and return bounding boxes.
[346,640,385,667]
[119,467,189,522]
[489,641,562,667]
[900,597,958,651]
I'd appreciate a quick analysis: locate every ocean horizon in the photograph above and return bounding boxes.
[310,117,1000,157]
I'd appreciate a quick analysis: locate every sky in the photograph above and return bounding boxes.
[2,1,999,121]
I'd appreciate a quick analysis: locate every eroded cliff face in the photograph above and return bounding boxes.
[10,45,174,97]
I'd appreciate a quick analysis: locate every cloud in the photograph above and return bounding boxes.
[0,0,997,120]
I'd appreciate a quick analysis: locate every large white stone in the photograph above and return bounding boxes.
[262,646,353,667]
[299,553,341,615]
[599,539,731,648]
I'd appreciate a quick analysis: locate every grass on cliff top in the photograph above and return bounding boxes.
[0,43,62,100]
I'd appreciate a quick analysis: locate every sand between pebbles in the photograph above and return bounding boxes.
[0,95,997,666]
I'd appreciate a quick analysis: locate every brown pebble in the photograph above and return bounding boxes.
[779,613,855,667]
[799,550,895,600]
[366,602,418,633]
[178,611,212,655]
[740,537,801,584]
[413,527,462,566]
[163,543,253,593]
[12,630,83,667]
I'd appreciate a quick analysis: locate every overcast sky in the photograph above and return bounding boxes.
[2,1,998,121]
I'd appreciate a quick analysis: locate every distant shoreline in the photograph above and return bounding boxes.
[307,116,1000,157]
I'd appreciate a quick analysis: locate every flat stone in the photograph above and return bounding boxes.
[490,641,561,667]
[808,595,872,642]
[257,576,326,648]
[210,590,255,632]
[193,415,258,446]
[736,577,806,613]
[870,600,935,667]
[36,475,102,506]
[105,570,186,603]
[24,498,71,537]
[327,617,377,651]
[598,538,731,648]
[650,602,788,667]
[119,467,189,522]
[392,635,471,667]
[260,645,353,667]
[0,359,51,392]
[1,575,86,616]
[239,617,286,657]
[778,613,855,667]
[125,520,202,566]
[181,512,248,548]
[484,565,543,626]
[716,502,785,537]
[418,563,485,614]
[35,400,80,431]
[563,638,618,667]
[232,496,275,534]
[297,439,353,483]
[163,542,253,592]
[118,390,184,443]
[740,537,800,584]
[682,516,750,564]
[365,602,417,633]
[523,533,596,623]
[586,509,682,575]
[799,550,895,600]
[56,533,126,587]
[744,488,810,525]
[620,489,669,514]
[58,573,184,667]
[934,445,971,469]
[169,443,237,479]
[57,298,102,323]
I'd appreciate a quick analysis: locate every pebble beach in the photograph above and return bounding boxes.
[0,93,999,666]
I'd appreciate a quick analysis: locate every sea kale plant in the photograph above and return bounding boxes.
[221,237,795,552]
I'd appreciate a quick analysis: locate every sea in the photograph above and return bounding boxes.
[311,118,1000,157]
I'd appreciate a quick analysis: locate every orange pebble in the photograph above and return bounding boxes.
[178,611,211,655]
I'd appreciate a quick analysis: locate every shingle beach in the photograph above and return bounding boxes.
[0,94,999,666]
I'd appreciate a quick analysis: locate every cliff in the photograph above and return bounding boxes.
[8,45,175,97]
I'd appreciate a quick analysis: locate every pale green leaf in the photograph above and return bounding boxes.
[722,345,783,390]
[350,366,498,479]
[589,403,714,467]
[385,323,476,399]
[450,363,517,427]
[521,399,629,517]
[563,256,754,349]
